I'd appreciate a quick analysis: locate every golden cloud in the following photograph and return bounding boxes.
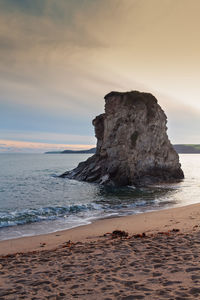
[0,139,95,152]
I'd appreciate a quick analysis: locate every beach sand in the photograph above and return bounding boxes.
[1,203,200,299]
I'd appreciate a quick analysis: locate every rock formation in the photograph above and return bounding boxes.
[60,91,184,186]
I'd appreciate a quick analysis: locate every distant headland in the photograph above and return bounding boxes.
[45,145,200,154]
[173,144,200,154]
[45,148,96,154]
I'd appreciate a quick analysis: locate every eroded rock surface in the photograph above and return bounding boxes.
[60,91,184,186]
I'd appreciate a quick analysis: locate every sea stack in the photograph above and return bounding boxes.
[61,91,184,186]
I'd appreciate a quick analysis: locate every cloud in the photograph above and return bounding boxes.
[0,130,96,144]
[0,0,200,144]
[0,139,95,153]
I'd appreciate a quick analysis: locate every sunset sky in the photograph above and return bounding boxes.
[0,0,200,153]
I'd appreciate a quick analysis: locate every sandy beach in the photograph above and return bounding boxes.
[1,203,200,299]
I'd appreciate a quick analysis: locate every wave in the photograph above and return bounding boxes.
[0,203,101,228]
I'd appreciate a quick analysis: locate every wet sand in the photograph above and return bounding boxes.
[1,203,200,299]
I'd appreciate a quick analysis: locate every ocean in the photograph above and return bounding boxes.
[0,153,200,241]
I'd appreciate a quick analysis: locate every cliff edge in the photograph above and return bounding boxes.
[60,91,184,186]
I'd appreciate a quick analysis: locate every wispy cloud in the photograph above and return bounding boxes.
[0,139,95,153]
[0,130,96,144]
[0,0,200,145]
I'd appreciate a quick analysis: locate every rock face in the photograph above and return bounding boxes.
[60,91,184,186]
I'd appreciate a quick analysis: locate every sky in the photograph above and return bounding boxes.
[0,0,200,153]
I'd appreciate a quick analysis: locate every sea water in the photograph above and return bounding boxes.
[0,153,200,240]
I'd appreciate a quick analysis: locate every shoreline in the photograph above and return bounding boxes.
[1,202,200,256]
[1,202,200,299]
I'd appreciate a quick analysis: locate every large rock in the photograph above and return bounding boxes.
[60,91,184,186]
